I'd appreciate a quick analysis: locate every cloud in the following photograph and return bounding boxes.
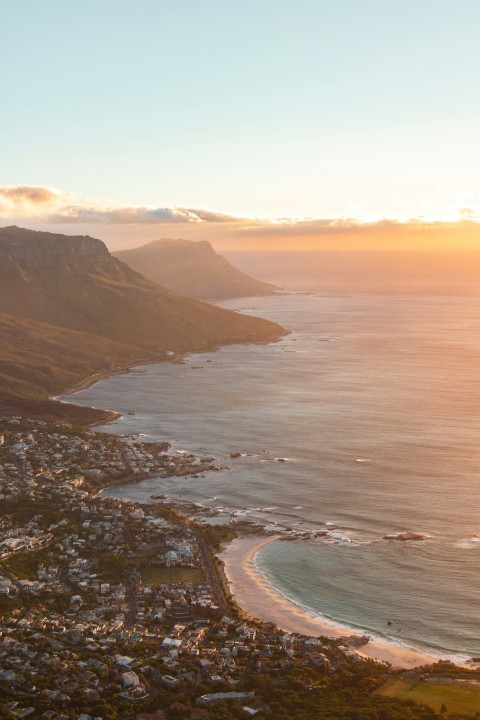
[50,206,199,224]
[1,186,479,242]
[0,185,67,215]
[458,207,479,219]
[51,205,244,224]
[0,186,58,204]
[179,208,244,223]
[238,217,398,237]
[0,185,246,225]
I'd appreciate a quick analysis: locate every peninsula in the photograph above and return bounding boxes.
[114,238,278,300]
[0,226,285,423]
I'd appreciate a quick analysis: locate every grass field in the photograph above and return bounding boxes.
[140,566,204,586]
[1,545,53,580]
[375,678,480,715]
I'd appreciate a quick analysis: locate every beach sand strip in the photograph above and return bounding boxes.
[219,534,444,669]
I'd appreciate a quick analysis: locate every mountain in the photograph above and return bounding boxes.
[113,238,278,300]
[0,227,284,422]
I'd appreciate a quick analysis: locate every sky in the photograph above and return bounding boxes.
[1,0,480,250]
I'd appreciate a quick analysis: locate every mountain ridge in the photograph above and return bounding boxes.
[0,226,285,422]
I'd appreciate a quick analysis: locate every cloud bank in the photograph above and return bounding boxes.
[0,186,245,225]
[1,185,479,228]
[1,185,479,253]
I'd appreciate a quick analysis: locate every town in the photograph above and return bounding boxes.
[0,418,474,720]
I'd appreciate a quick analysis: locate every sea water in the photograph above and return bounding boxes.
[63,293,480,660]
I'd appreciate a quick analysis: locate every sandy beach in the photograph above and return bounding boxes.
[219,534,446,669]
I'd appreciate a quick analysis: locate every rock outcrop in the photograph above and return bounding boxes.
[0,225,110,267]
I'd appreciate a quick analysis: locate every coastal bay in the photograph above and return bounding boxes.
[63,292,480,665]
[219,534,440,668]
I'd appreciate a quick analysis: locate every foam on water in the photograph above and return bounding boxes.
[251,544,472,665]
[455,536,480,549]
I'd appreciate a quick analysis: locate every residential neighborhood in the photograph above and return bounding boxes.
[0,417,345,720]
[0,418,472,720]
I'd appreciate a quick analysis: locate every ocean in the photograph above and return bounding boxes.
[62,293,480,662]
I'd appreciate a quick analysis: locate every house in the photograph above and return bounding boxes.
[122,671,140,688]
[165,550,179,567]
[196,691,255,705]
[160,674,180,688]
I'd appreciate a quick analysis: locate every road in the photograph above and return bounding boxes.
[123,518,139,627]
[190,525,228,613]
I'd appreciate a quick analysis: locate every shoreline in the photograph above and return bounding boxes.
[219,534,465,669]
[51,314,470,671]
[53,353,190,422]
[55,327,287,428]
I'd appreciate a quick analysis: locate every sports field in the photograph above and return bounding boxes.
[375,678,480,715]
[140,566,204,586]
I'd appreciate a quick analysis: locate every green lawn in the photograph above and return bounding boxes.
[1,545,53,580]
[140,566,204,586]
[137,544,167,558]
[375,678,480,715]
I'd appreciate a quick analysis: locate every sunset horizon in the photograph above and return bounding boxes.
[2,2,480,718]
[3,0,480,252]
[2,183,480,254]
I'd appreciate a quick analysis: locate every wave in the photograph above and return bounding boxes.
[250,545,472,665]
[455,535,480,549]
[324,531,373,546]
[106,478,454,550]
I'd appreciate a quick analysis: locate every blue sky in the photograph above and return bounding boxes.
[2,0,480,223]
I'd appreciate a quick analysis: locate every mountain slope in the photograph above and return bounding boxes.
[0,227,285,413]
[114,238,278,300]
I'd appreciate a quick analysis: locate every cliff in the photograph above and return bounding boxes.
[0,225,110,266]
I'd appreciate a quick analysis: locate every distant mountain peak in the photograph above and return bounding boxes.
[114,237,278,300]
[0,226,284,406]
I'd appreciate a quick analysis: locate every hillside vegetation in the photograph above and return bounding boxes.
[0,227,284,419]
